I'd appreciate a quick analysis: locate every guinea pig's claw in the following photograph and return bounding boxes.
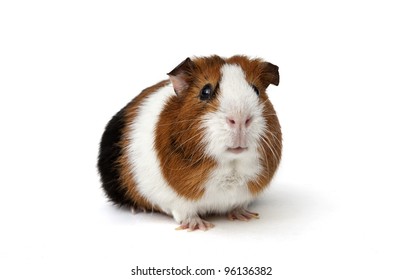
[227,208,260,221]
[175,217,215,232]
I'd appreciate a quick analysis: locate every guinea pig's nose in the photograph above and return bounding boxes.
[226,115,252,129]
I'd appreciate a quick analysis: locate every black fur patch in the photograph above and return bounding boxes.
[97,108,132,207]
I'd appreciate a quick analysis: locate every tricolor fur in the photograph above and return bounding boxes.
[98,55,282,229]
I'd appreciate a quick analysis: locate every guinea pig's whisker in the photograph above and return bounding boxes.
[260,135,280,165]
[183,143,211,169]
[264,129,282,149]
[261,105,277,115]
[255,145,270,185]
[262,135,280,155]
[262,126,281,143]
[260,97,270,105]
[259,141,269,162]
[161,130,205,170]
[189,145,210,167]
[267,138,281,165]
[168,122,201,137]
[165,144,205,171]
[260,143,272,174]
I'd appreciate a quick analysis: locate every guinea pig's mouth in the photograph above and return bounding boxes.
[227,147,248,154]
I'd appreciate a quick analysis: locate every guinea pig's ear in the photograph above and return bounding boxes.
[260,62,280,88]
[167,57,195,95]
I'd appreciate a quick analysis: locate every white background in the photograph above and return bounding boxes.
[1,1,401,279]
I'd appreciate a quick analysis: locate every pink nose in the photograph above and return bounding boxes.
[226,116,252,129]
[226,115,252,149]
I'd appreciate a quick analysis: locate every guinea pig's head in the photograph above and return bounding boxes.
[167,55,280,162]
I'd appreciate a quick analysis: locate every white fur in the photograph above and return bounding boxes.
[199,64,268,217]
[201,64,267,162]
[127,85,183,216]
[128,65,267,223]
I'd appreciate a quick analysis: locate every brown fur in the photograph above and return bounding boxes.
[115,55,281,209]
[154,56,225,200]
[225,56,282,194]
[226,55,279,88]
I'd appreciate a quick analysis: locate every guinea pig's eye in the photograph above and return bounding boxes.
[252,85,260,96]
[200,84,213,100]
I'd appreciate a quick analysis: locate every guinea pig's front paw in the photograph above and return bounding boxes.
[175,216,215,232]
[227,207,259,221]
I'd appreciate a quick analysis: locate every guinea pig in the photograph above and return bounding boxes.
[97,55,281,231]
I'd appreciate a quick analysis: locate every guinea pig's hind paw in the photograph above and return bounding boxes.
[175,217,215,232]
[227,208,259,221]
